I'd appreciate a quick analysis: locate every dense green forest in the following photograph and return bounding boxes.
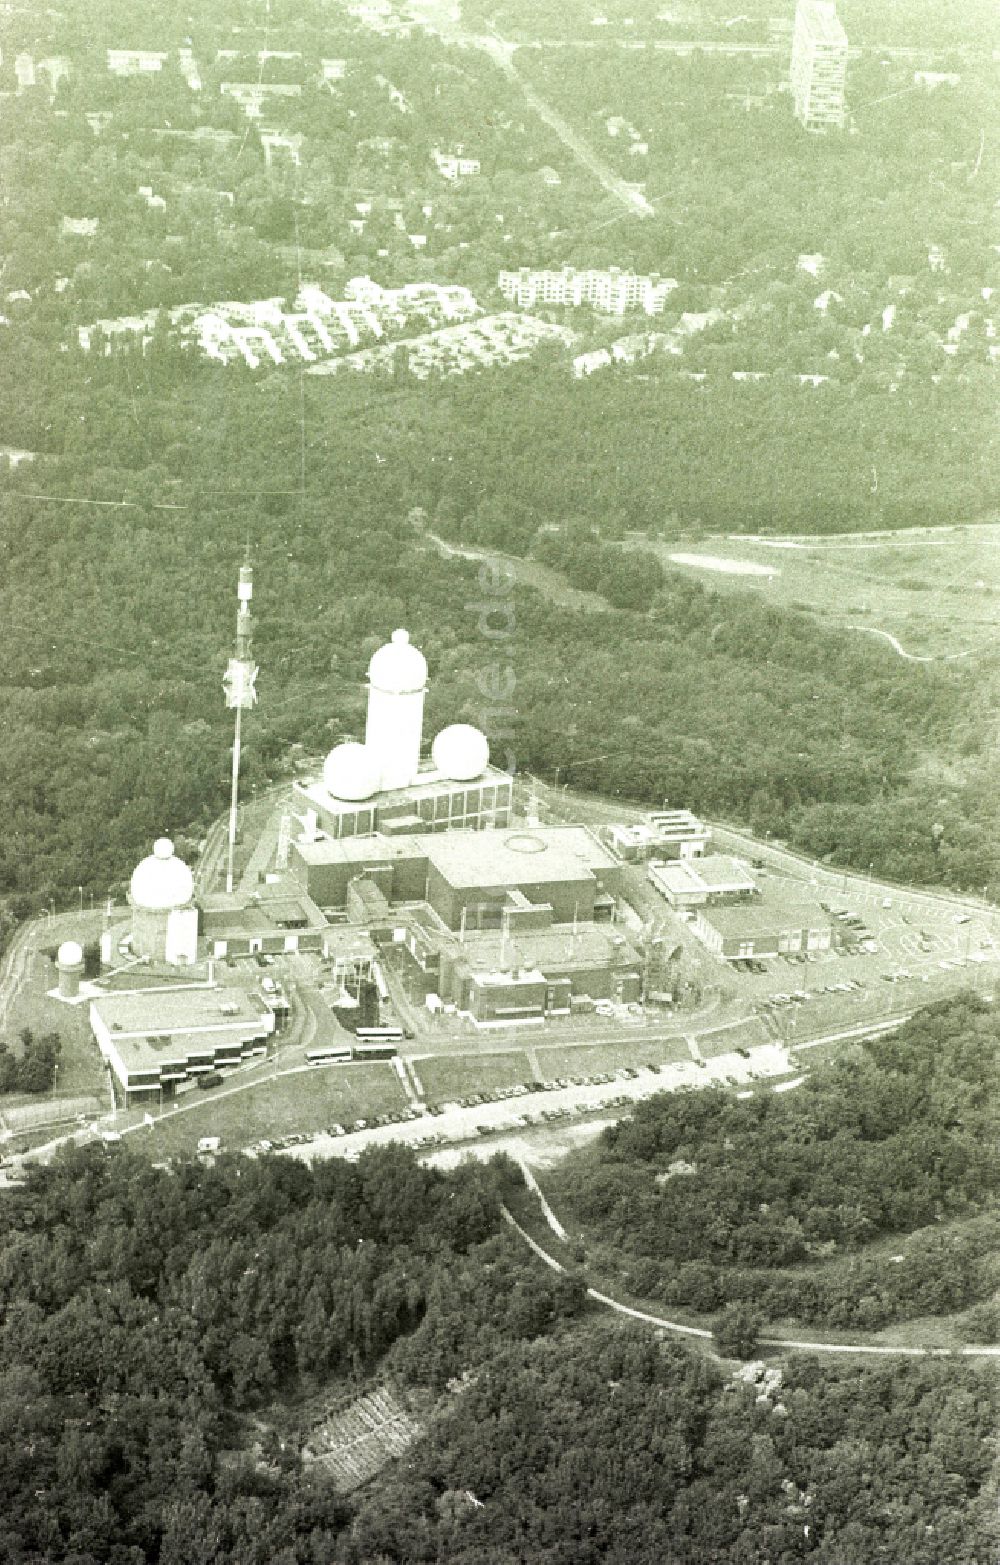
[545,995,1000,1332]
[0,1140,996,1564]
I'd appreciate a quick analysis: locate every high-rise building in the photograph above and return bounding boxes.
[790,0,848,132]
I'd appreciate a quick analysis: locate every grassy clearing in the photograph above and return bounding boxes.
[142,1063,408,1159]
[630,529,1000,659]
[696,1017,770,1059]
[7,951,107,1101]
[534,1036,691,1081]
[416,1050,535,1102]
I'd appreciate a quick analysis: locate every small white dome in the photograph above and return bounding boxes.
[323,742,379,801]
[368,628,428,695]
[432,723,490,781]
[130,837,194,911]
[57,940,84,968]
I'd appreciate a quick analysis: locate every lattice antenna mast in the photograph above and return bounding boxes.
[223,558,258,895]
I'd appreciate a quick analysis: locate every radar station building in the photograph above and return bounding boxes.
[129,838,198,964]
[293,629,513,840]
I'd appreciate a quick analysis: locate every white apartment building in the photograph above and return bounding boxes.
[790,0,847,131]
[498,267,678,316]
[107,49,169,75]
[433,148,481,180]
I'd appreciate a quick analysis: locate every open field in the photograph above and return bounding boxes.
[534,1034,691,1080]
[140,1063,408,1160]
[416,1049,535,1101]
[627,526,1000,661]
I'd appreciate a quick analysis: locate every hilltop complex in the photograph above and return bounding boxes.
[43,612,914,1109]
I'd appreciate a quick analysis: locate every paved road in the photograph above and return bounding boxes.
[412,2,655,217]
[847,624,972,664]
[502,1204,1000,1361]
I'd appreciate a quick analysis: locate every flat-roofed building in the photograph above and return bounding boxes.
[423,826,622,929]
[90,986,275,1102]
[290,824,622,928]
[602,809,709,862]
[407,915,640,1026]
[691,895,832,961]
[200,883,329,958]
[291,832,429,909]
[790,0,847,131]
[107,49,168,75]
[648,854,759,909]
[293,761,513,841]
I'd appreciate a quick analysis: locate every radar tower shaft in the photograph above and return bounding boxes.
[223,561,258,895]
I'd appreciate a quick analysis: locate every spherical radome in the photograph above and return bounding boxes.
[130,838,194,911]
[323,742,379,801]
[57,940,84,967]
[432,723,490,782]
[368,628,428,695]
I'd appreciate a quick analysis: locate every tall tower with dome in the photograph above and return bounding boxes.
[129,837,198,964]
[292,627,513,841]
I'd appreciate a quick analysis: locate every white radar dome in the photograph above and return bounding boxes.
[129,837,194,912]
[57,940,84,967]
[431,723,490,782]
[323,742,379,801]
[368,628,428,695]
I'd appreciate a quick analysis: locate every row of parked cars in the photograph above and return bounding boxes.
[765,979,865,1007]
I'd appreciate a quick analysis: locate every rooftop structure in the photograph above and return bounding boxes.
[91,985,274,1102]
[601,810,709,863]
[790,0,847,131]
[690,892,833,962]
[131,838,194,911]
[648,854,758,908]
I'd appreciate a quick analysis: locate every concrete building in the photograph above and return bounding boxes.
[601,810,710,863]
[691,893,833,961]
[790,0,848,131]
[291,832,429,909]
[291,824,621,928]
[199,883,328,958]
[91,985,275,1103]
[401,911,640,1027]
[648,854,758,909]
[107,49,168,75]
[423,826,621,930]
[498,267,678,316]
[433,148,481,180]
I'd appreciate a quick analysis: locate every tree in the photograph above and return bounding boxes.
[711,1302,764,1359]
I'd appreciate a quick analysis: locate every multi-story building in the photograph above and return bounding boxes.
[433,148,481,181]
[497,267,678,316]
[107,49,169,75]
[790,0,848,131]
[90,986,276,1104]
[601,810,710,863]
